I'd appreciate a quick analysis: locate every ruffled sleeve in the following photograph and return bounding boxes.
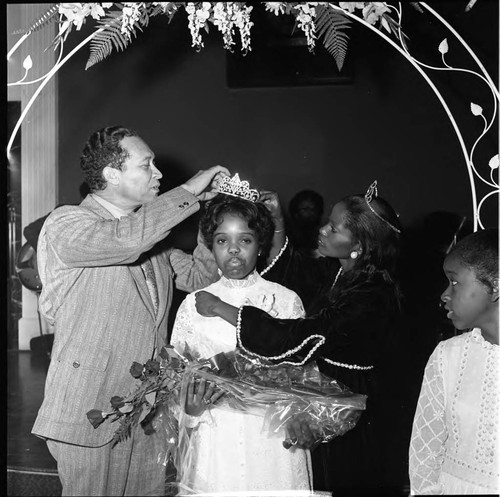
[409,343,447,495]
[170,297,193,354]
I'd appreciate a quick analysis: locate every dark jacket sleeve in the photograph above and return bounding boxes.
[238,280,398,367]
[261,243,341,313]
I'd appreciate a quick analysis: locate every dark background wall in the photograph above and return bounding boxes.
[57,2,498,239]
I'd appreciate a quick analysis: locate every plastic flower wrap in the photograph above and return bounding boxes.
[86,344,366,482]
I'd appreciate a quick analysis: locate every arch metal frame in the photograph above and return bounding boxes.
[7,2,499,230]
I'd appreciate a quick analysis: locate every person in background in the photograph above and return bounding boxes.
[409,228,499,495]
[287,189,324,257]
[170,191,312,494]
[195,180,403,495]
[31,125,229,496]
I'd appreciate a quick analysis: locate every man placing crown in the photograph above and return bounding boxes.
[32,125,230,496]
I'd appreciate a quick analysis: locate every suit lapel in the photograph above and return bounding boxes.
[149,254,167,323]
[81,195,158,319]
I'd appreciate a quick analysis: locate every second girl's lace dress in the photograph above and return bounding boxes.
[409,328,499,495]
[170,271,313,494]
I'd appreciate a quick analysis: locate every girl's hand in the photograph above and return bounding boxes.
[283,413,322,451]
[195,291,222,317]
[184,376,225,416]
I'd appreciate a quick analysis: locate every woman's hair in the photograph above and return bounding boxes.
[448,228,499,294]
[330,193,402,304]
[200,194,275,258]
[80,126,139,192]
[341,194,402,276]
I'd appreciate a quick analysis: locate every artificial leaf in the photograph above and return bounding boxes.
[130,361,144,379]
[465,0,478,12]
[138,404,152,424]
[159,346,170,360]
[118,403,134,414]
[470,102,483,116]
[380,16,391,33]
[145,391,157,406]
[22,56,33,70]
[87,409,107,429]
[438,39,448,54]
[145,359,160,376]
[13,4,59,36]
[489,154,499,170]
[315,4,352,72]
[110,395,125,409]
[409,3,424,13]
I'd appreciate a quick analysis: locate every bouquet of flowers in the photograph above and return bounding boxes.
[86,344,366,464]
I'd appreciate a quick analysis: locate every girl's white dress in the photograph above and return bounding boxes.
[171,271,313,494]
[409,328,499,495]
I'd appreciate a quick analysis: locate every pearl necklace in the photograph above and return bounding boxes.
[332,266,342,288]
[260,236,288,276]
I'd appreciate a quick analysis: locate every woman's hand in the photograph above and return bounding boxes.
[283,413,322,451]
[259,191,285,229]
[184,376,225,416]
[195,291,222,317]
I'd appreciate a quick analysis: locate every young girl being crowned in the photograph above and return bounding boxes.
[170,174,313,495]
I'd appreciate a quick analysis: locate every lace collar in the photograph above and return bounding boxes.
[470,327,499,351]
[219,270,260,289]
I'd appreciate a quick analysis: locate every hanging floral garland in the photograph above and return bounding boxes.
[18,2,405,71]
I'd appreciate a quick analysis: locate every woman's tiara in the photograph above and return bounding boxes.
[214,173,260,202]
[364,180,401,234]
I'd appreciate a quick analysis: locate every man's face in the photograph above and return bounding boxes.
[115,136,162,209]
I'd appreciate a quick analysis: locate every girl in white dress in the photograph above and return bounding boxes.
[409,228,499,495]
[170,192,313,495]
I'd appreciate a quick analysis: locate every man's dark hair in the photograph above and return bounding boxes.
[80,126,139,192]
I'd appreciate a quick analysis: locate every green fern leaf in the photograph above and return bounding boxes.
[12,4,59,36]
[315,4,352,72]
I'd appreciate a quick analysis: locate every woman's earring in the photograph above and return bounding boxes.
[350,251,358,259]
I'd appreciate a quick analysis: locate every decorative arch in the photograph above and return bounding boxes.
[7,2,499,231]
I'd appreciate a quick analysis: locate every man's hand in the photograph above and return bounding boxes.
[195,290,222,317]
[181,166,230,201]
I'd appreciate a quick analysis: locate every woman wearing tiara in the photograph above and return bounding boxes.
[196,181,403,495]
[170,185,313,494]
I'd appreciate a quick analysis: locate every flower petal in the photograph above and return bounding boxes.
[87,409,107,429]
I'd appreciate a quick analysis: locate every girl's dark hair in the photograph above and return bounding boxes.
[449,228,499,294]
[200,194,275,258]
[80,126,139,192]
[330,194,402,303]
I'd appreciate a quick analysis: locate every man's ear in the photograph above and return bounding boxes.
[103,166,120,186]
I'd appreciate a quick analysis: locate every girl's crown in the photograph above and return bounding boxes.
[214,173,260,202]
